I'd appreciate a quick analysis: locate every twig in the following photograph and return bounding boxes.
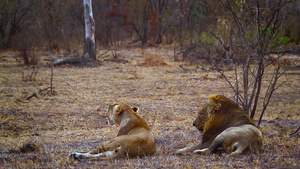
[99,49,110,57]
[50,66,54,95]
[26,92,38,100]
[22,71,25,81]
[25,87,51,101]
[289,126,300,137]
[39,87,51,93]
[23,67,55,102]
[179,65,195,72]
[29,65,39,80]
[71,96,81,103]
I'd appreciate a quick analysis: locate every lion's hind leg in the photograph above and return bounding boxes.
[193,132,226,155]
[69,146,121,160]
[177,142,204,154]
[228,142,247,156]
[193,140,221,154]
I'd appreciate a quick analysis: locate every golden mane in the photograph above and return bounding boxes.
[209,95,240,110]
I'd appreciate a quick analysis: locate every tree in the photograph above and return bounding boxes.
[83,0,96,59]
[282,0,300,44]
[0,0,34,50]
[212,0,290,125]
[50,0,96,65]
[125,0,151,45]
[150,0,169,44]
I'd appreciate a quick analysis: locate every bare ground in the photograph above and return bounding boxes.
[0,46,299,168]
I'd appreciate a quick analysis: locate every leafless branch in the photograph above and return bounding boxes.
[289,126,300,137]
[213,0,289,121]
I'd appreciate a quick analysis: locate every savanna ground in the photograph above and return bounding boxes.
[0,46,299,168]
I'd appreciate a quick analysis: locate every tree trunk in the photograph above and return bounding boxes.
[49,0,96,66]
[142,0,150,45]
[83,0,96,60]
[150,0,168,44]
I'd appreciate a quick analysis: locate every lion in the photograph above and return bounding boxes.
[69,103,156,160]
[178,95,262,156]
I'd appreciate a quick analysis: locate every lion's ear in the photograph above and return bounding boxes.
[211,103,221,113]
[113,105,122,115]
[132,107,139,113]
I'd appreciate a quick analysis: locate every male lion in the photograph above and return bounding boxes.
[178,95,262,156]
[69,103,156,160]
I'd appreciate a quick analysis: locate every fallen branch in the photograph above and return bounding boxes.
[49,57,89,66]
[25,87,53,101]
[179,65,197,73]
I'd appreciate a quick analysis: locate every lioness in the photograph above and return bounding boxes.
[69,103,156,160]
[178,95,262,156]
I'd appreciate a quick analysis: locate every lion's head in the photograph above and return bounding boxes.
[193,95,255,147]
[193,102,216,133]
[107,104,139,126]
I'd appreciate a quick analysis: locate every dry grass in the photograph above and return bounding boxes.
[0,46,299,168]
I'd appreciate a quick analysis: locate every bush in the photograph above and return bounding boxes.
[13,31,39,65]
[18,47,39,65]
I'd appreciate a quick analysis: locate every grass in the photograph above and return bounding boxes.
[0,46,299,168]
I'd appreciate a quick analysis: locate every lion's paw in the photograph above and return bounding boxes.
[69,152,83,160]
[193,148,209,154]
[177,147,190,154]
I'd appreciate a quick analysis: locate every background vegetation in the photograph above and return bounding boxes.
[1,0,299,51]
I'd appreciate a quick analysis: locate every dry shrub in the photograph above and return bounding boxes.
[138,49,169,67]
[18,47,39,65]
[12,29,39,65]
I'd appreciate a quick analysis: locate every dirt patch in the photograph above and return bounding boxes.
[137,49,170,67]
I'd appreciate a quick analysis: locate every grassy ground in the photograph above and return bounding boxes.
[0,46,299,168]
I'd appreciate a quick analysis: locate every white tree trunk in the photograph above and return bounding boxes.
[83,0,96,60]
[49,0,96,65]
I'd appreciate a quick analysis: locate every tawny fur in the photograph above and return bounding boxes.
[193,124,262,156]
[69,103,156,160]
[178,95,262,156]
